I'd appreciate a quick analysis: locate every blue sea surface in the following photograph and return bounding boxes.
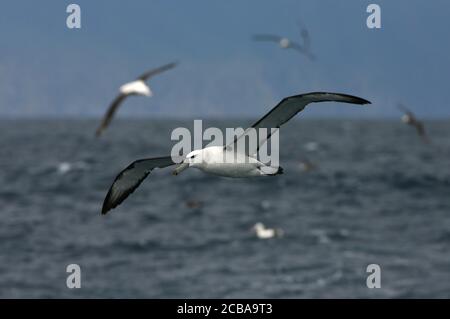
[0,119,449,298]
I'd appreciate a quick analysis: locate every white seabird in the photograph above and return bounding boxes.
[252,23,315,61]
[95,62,178,136]
[397,104,430,144]
[101,92,370,215]
[57,161,89,175]
[252,222,283,239]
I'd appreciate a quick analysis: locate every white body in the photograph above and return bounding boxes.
[401,114,412,124]
[279,38,290,49]
[119,80,152,96]
[253,223,282,239]
[181,146,279,178]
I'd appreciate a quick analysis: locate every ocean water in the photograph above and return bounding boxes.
[0,119,449,298]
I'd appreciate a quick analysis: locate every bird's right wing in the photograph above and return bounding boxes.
[297,20,312,50]
[102,156,178,215]
[137,62,178,82]
[252,34,283,43]
[96,94,128,136]
[290,41,316,61]
[226,92,370,156]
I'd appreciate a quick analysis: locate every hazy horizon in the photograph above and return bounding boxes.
[0,0,448,119]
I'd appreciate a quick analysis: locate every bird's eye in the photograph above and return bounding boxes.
[190,155,196,159]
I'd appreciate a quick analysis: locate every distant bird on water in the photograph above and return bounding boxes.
[95,62,178,137]
[299,158,317,172]
[252,222,283,239]
[397,104,431,144]
[185,200,203,209]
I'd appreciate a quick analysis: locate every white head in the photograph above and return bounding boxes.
[253,222,265,232]
[184,149,205,167]
[172,149,204,175]
[280,38,290,48]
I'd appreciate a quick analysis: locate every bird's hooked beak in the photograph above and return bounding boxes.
[172,162,189,176]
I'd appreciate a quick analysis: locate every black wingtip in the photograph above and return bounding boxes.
[359,98,371,105]
[101,188,114,215]
[333,93,371,105]
[101,200,110,215]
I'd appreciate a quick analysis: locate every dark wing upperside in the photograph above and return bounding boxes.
[300,27,311,49]
[227,92,371,155]
[413,121,426,136]
[102,156,177,215]
[137,62,178,82]
[252,34,283,43]
[289,41,316,60]
[96,94,128,137]
[297,20,312,50]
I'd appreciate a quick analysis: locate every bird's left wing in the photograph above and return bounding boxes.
[96,94,128,137]
[102,156,179,215]
[289,41,316,60]
[137,62,178,82]
[252,34,283,43]
[227,92,371,156]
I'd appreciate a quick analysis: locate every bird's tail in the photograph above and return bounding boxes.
[262,166,284,176]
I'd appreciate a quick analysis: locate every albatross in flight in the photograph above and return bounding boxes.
[252,23,315,60]
[397,104,430,144]
[101,92,370,215]
[95,62,178,136]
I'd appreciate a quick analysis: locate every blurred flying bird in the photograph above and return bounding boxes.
[95,62,178,137]
[252,22,315,60]
[397,104,430,144]
[297,19,314,58]
[101,92,370,215]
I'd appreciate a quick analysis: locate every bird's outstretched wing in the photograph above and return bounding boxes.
[289,42,316,60]
[227,92,371,155]
[397,104,431,143]
[102,156,178,215]
[414,121,427,137]
[297,20,312,50]
[137,62,178,82]
[252,34,283,43]
[96,94,128,137]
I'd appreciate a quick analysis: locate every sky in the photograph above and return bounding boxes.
[0,0,449,119]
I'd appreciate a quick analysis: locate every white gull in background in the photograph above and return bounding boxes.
[252,22,315,61]
[96,62,178,136]
[57,161,89,175]
[397,103,431,144]
[101,92,370,215]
